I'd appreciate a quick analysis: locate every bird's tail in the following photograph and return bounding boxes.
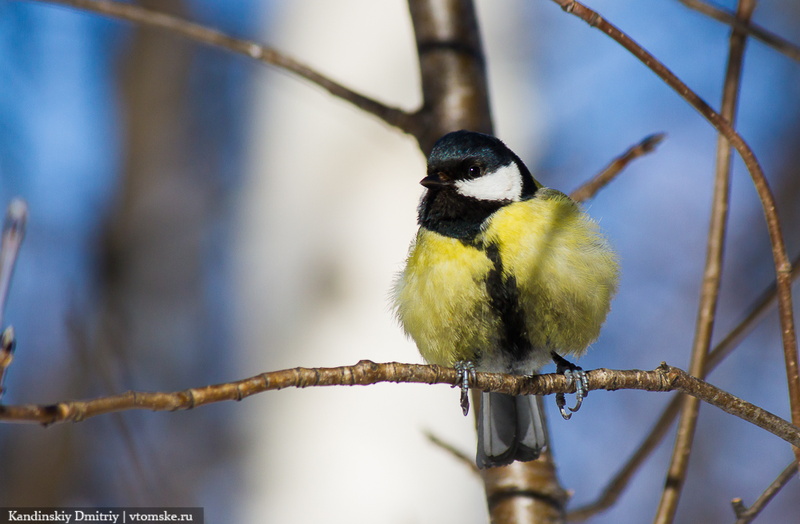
[476,392,546,469]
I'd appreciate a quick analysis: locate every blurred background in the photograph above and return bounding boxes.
[1,0,799,522]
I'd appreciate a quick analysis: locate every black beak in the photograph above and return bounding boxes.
[420,172,453,189]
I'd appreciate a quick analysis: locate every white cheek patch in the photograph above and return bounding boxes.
[454,163,523,202]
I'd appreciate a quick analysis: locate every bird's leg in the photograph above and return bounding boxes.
[551,351,589,420]
[453,361,476,416]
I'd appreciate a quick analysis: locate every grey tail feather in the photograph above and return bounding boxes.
[476,392,547,469]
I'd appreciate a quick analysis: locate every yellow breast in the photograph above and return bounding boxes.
[394,188,618,367]
[480,189,619,354]
[393,230,498,366]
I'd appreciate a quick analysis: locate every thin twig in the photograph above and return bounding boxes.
[651,365,800,453]
[0,198,28,401]
[657,1,756,521]
[731,460,798,524]
[550,0,800,507]
[25,0,415,134]
[424,430,479,472]
[568,251,800,520]
[567,397,683,521]
[570,133,665,203]
[678,0,800,62]
[708,252,800,370]
[0,199,27,327]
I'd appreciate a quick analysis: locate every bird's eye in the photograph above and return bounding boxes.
[467,165,481,177]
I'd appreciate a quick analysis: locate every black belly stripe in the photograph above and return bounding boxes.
[483,242,531,361]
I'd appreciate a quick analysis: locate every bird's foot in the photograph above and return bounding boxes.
[551,352,588,420]
[453,361,476,416]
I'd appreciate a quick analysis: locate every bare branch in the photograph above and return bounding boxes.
[658,1,757,520]
[568,396,682,521]
[0,199,27,327]
[678,0,800,62]
[550,0,800,504]
[407,0,493,152]
[12,1,799,518]
[424,431,479,473]
[709,251,800,370]
[0,199,28,401]
[569,133,665,203]
[653,365,800,449]
[1,362,798,451]
[569,250,800,520]
[25,0,415,134]
[731,460,799,524]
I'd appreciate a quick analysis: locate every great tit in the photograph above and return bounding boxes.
[393,130,619,469]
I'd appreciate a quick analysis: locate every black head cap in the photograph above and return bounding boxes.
[423,131,537,197]
[417,131,539,239]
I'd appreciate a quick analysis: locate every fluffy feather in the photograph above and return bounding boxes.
[392,130,619,468]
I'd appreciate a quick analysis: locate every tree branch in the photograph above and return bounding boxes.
[567,394,682,521]
[1,362,798,450]
[0,199,28,401]
[424,430,479,473]
[14,1,799,519]
[0,199,27,328]
[658,1,757,521]
[24,0,416,135]
[731,460,799,524]
[569,133,665,203]
[677,0,800,62]
[407,0,493,153]
[550,0,800,505]
[568,250,800,521]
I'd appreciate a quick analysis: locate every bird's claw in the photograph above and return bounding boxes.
[552,352,589,420]
[453,361,476,416]
[556,369,588,419]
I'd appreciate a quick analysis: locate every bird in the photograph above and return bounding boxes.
[393,130,619,469]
